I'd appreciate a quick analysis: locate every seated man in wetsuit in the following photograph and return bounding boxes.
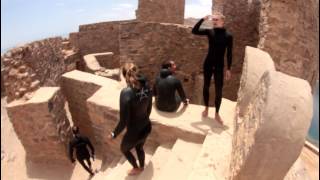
[69,126,95,176]
[153,60,189,112]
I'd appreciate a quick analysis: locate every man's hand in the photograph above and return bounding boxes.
[225,70,231,81]
[203,15,211,21]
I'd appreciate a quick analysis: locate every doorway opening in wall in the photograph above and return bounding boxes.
[184,0,212,27]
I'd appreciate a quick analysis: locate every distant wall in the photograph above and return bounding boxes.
[1,37,79,103]
[136,0,185,24]
[69,20,134,70]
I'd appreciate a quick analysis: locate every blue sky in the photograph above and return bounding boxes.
[1,0,212,51]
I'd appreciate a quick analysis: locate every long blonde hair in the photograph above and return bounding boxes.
[121,62,141,88]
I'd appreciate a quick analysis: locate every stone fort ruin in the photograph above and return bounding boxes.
[1,0,319,179]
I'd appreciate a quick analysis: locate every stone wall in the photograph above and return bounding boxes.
[6,87,71,164]
[1,37,80,103]
[257,0,319,92]
[230,47,313,180]
[136,0,185,24]
[60,70,121,144]
[222,0,261,101]
[119,21,212,103]
[69,20,133,70]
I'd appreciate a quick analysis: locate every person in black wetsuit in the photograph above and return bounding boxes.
[69,126,95,176]
[192,12,233,124]
[109,63,152,176]
[153,60,189,112]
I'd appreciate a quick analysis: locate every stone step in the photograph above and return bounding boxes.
[92,157,126,180]
[188,131,233,180]
[136,146,172,180]
[103,156,123,174]
[107,152,153,180]
[155,139,202,180]
[70,157,102,180]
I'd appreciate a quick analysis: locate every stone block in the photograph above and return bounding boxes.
[230,70,313,180]
[6,87,71,163]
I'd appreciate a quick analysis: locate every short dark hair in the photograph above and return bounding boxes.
[72,126,79,134]
[162,60,174,69]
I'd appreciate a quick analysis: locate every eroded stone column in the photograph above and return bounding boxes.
[230,69,313,180]
[6,87,71,163]
[237,46,275,117]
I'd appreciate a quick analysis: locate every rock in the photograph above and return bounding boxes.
[30,80,40,90]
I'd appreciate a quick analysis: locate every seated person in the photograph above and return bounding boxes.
[153,60,189,112]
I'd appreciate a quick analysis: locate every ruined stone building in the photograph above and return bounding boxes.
[1,0,319,179]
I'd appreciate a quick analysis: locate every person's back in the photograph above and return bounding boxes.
[154,66,188,112]
[69,126,95,176]
[110,64,153,176]
[69,135,92,160]
[120,83,152,135]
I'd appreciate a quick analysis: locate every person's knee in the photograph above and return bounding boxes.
[121,142,131,154]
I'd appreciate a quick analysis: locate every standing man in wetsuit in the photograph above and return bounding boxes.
[153,60,189,112]
[192,12,233,124]
[69,126,95,176]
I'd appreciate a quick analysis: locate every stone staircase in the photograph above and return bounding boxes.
[87,134,232,180]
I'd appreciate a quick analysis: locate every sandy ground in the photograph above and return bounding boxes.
[1,96,319,180]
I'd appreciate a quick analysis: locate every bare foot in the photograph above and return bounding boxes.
[202,108,208,117]
[215,113,224,125]
[127,168,142,176]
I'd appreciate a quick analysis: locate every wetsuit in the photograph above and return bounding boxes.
[112,77,152,169]
[69,134,95,175]
[192,18,233,113]
[153,69,187,112]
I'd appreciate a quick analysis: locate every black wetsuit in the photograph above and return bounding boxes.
[69,134,95,175]
[112,79,152,168]
[153,69,187,112]
[192,18,233,113]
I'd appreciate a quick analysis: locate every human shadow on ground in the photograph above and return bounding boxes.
[25,155,75,180]
[191,115,229,135]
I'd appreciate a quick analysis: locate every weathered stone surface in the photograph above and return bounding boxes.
[6,87,71,163]
[2,37,81,103]
[230,69,313,180]
[258,0,319,92]
[237,46,275,117]
[69,20,133,68]
[136,0,185,24]
[1,68,5,96]
[61,70,120,144]
[285,158,311,180]
[222,0,261,101]
[83,52,116,76]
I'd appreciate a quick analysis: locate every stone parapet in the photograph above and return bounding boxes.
[6,87,71,164]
